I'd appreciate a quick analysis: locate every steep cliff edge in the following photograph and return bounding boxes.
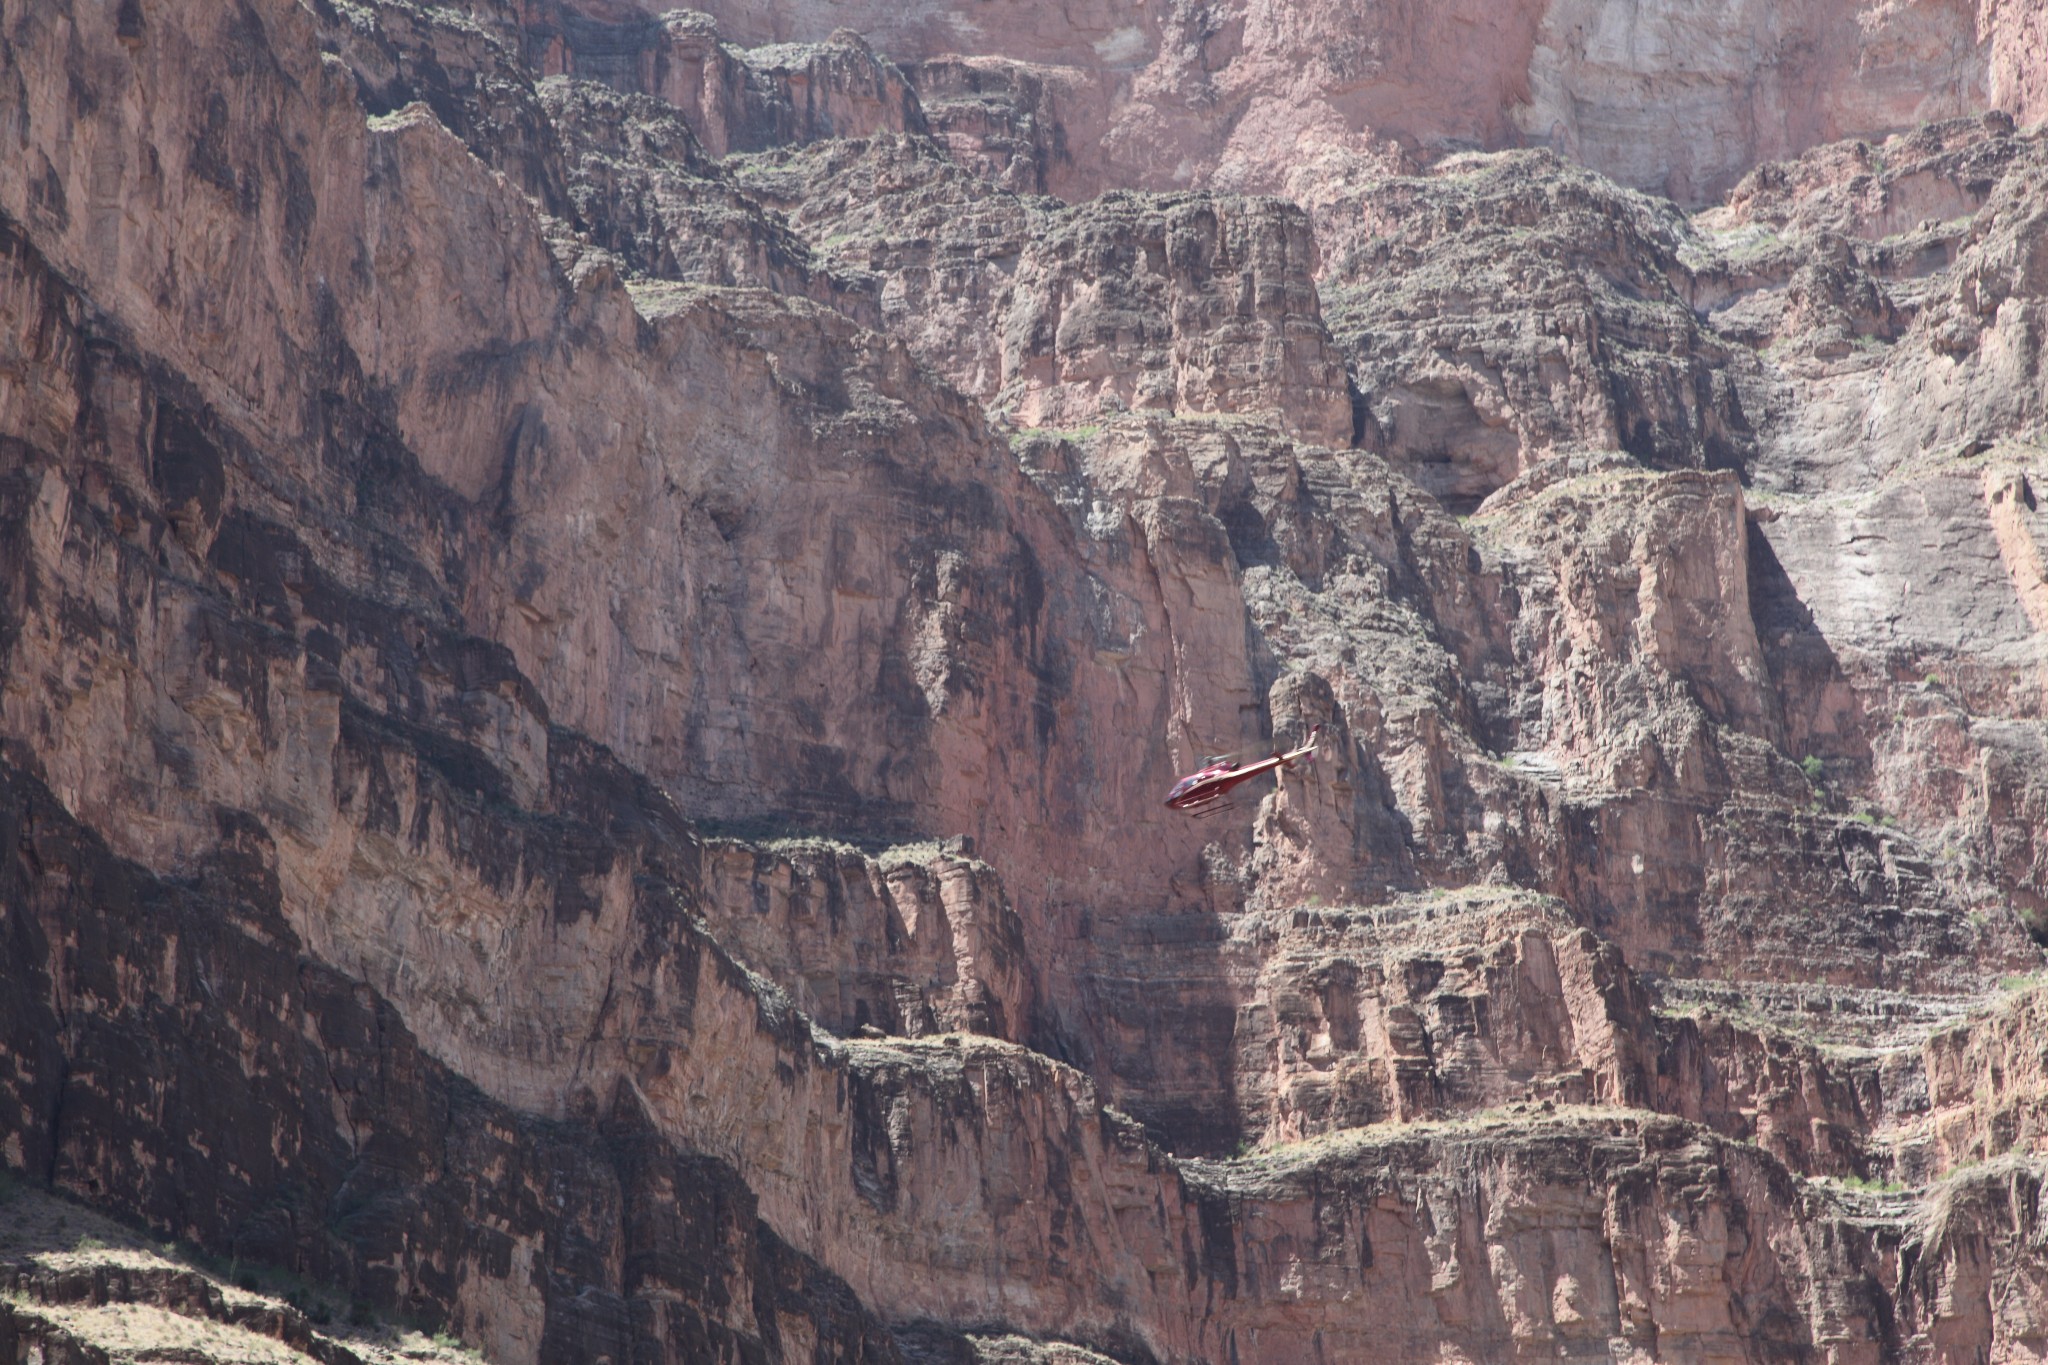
[526,0,2041,203]
[4,0,2048,1362]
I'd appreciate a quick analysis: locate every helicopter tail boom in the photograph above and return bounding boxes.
[1280,723,1324,765]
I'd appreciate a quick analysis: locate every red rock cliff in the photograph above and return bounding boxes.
[2,0,2048,1362]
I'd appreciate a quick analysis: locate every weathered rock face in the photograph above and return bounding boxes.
[992,194,1352,444]
[527,10,928,159]
[0,755,908,1365]
[7,0,2048,1362]
[726,140,1352,443]
[1515,0,1995,202]
[695,838,1035,1042]
[536,78,855,304]
[521,0,2043,203]
[1317,156,1763,509]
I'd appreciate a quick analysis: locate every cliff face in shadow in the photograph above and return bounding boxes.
[3,1,2048,1362]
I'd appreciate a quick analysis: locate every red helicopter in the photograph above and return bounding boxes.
[1164,726,1323,815]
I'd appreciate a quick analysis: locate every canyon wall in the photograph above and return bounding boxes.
[524,0,2041,202]
[2,0,2047,1362]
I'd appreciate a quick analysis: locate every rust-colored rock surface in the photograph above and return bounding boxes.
[527,0,2043,203]
[4,0,2048,1362]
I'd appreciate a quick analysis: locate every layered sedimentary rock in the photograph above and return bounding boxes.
[5,0,2048,1362]
[1314,156,1761,507]
[522,0,2042,203]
